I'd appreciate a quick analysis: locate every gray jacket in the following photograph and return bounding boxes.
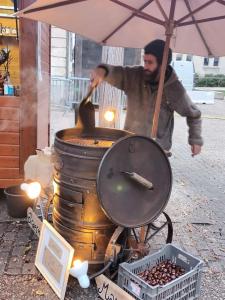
[101,64,203,150]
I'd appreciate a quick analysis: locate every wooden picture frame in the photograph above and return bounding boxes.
[35,220,74,300]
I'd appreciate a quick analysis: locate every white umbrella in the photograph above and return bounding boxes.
[17,0,225,137]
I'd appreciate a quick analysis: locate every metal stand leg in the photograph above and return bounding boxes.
[89,213,173,281]
[39,198,45,221]
[33,196,45,221]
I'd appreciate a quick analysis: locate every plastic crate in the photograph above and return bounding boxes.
[118,244,203,300]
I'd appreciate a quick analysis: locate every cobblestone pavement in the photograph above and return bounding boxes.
[0,100,225,299]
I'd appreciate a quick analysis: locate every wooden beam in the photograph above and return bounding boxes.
[19,0,51,163]
[102,0,155,43]
[37,23,51,148]
[19,0,38,174]
[176,0,216,25]
[183,0,212,56]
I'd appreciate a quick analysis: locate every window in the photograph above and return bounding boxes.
[176,54,183,61]
[213,57,219,67]
[186,55,192,61]
[203,57,209,66]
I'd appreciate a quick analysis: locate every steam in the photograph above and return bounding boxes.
[19,67,51,129]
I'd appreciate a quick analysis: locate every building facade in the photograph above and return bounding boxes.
[173,53,225,76]
[51,27,141,78]
[51,26,75,77]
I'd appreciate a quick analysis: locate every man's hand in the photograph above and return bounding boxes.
[90,67,107,88]
[191,145,202,157]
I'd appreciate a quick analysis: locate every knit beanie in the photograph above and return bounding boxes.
[144,39,172,65]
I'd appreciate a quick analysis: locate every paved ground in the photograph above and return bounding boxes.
[0,100,225,299]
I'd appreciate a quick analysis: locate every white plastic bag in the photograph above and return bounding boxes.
[24,147,54,188]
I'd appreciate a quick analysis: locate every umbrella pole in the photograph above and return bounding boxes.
[140,0,176,245]
[140,35,172,244]
[151,0,176,139]
[151,34,172,138]
[139,35,172,245]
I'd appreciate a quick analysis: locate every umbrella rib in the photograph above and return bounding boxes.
[109,0,165,25]
[177,15,225,26]
[102,0,154,43]
[102,0,164,43]
[217,0,225,5]
[155,0,169,21]
[183,0,212,56]
[176,0,216,25]
[23,0,87,14]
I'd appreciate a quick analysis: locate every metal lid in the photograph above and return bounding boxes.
[97,135,172,228]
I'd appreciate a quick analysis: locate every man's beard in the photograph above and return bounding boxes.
[144,68,160,84]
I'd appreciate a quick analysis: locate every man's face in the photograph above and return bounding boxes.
[143,54,158,74]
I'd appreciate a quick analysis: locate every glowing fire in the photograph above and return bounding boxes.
[20,182,41,199]
[104,110,115,122]
[53,180,57,194]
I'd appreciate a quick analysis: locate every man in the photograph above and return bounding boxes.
[91,39,203,156]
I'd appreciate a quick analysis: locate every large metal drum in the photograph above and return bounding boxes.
[53,127,130,273]
[53,87,172,276]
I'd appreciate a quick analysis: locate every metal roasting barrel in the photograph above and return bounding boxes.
[53,127,130,273]
[52,88,172,275]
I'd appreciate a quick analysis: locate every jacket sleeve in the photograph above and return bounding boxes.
[166,81,203,146]
[98,63,137,93]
